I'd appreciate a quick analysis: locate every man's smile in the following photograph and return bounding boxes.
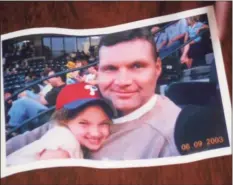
[113,91,137,98]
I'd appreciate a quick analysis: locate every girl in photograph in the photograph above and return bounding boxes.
[6,82,116,166]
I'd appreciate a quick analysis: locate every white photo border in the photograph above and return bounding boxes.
[1,5,232,178]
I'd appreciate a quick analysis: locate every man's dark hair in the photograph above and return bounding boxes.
[98,28,158,60]
[51,67,67,83]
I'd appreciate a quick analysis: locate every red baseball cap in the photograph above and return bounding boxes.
[56,82,116,118]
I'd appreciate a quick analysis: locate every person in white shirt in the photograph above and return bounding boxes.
[83,66,97,85]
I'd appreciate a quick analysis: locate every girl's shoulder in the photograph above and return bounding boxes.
[43,126,73,138]
[40,126,78,150]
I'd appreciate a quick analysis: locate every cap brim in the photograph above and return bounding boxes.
[64,98,116,118]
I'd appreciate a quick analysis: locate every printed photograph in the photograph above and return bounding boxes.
[1,7,231,177]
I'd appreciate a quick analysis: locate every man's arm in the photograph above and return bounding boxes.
[184,32,189,43]
[190,24,209,45]
[196,24,209,35]
[168,19,188,45]
[171,33,186,43]
[157,40,167,52]
[38,88,57,106]
[39,94,49,105]
[6,121,53,156]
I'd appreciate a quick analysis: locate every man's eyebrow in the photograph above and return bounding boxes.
[99,119,112,124]
[99,64,117,68]
[127,60,148,66]
[78,119,89,123]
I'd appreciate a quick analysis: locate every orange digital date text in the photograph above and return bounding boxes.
[181,136,225,151]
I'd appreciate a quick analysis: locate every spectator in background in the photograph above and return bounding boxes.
[180,16,209,68]
[25,84,41,100]
[39,68,66,107]
[74,58,83,68]
[83,66,98,85]
[75,56,90,77]
[39,79,53,97]
[151,26,168,58]
[41,65,52,79]
[24,72,37,85]
[39,69,53,96]
[77,53,89,67]
[25,75,31,84]
[75,55,88,67]
[164,18,188,55]
[7,91,48,128]
[66,61,80,85]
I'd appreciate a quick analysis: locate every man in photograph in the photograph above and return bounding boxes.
[89,28,181,159]
[6,28,181,159]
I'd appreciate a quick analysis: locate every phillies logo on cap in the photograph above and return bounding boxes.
[56,82,101,110]
[84,85,98,96]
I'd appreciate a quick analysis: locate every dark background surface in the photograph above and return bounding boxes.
[0,1,232,185]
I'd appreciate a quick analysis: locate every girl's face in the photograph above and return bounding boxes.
[67,105,111,151]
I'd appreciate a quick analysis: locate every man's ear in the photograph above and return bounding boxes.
[155,57,162,77]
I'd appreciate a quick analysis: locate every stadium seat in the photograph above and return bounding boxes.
[165,82,218,107]
[174,104,229,155]
[158,55,182,85]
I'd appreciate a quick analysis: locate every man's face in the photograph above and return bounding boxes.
[48,71,58,87]
[98,39,161,115]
